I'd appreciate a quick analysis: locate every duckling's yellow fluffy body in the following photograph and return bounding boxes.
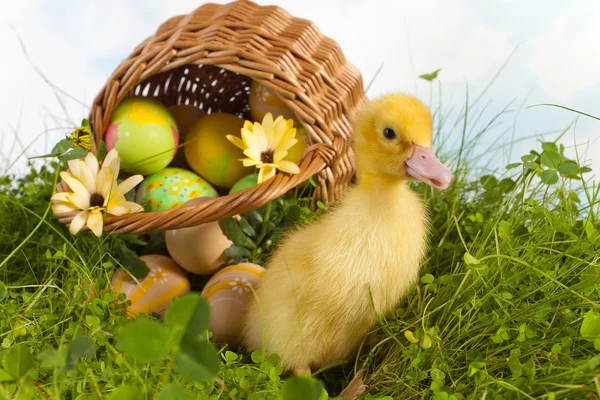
[242,93,452,373]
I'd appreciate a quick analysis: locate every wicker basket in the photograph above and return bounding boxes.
[54,0,366,235]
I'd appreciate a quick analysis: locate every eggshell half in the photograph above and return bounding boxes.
[111,254,191,318]
[201,263,264,348]
[166,197,232,275]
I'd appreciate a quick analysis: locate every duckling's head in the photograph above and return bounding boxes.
[352,92,452,189]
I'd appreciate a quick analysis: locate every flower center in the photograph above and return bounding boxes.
[260,150,274,164]
[90,193,105,208]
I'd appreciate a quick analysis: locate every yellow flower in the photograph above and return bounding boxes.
[51,149,144,237]
[226,113,301,183]
[68,126,93,151]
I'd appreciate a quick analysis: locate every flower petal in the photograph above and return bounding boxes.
[285,119,294,131]
[243,120,254,132]
[97,169,117,199]
[276,134,298,153]
[117,175,143,196]
[60,172,91,206]
[273,149,288,163]
[51,192,72,203]
[69,192,91,210]
[60,171,90,200]
[270,117,291,149]
[242,158,261,167]
[70,210,88,235]
[243,148,261,162]
[106,203,129,216]
[274,115,285,126]
[67,159,83,180]
[261,112,274,145]
[276,160,300,174]
[241,128,260,152]
[226,135,246,150]
[123,201,144,213]
[102,149,120,177]
[52,202,78,215]
[84,151,99,177]
[86,211,104,237]
[78,161,97,194]
[253,123,268,151]
[257,166,276,183]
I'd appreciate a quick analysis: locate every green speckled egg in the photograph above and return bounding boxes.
[136,168,218,212]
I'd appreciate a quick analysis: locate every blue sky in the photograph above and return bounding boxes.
[1,0,599,178]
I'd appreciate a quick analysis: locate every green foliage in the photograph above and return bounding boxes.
[2,344,35,380]
[220,191,316,265]
[2,79,600,399]
[281,375,327,400]
[419,69,442,82]
[115,318,170,363]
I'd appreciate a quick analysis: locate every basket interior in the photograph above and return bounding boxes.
[129,64,252,120]
[112,63,310,195]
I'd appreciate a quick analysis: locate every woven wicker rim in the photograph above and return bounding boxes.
[52,0,366,235]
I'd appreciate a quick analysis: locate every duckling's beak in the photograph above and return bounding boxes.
[405,146,452,190]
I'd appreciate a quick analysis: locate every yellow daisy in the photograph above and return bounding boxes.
[51,149,144,237]
[226,112,301,183]
[68,126,93,151]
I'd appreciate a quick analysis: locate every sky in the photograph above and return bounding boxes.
[1,0,599,179]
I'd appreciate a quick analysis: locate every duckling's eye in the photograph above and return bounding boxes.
[383,128,397,140]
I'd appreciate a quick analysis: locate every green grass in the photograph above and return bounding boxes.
[1,68,600,399]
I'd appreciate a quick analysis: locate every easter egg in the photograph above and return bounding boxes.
[286,126,309,164]
[249,81,296,123]
[201,263,265,348]
[168,104,206,169]
[184,113,253,188]
[136,167,218,212]
[104,97,179,175]
[229,174,259,195]
[110,254,190,317]
[165,197,232,275]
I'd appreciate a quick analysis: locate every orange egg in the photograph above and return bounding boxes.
[248,81,296,123]
[165,197,232,275]
[169,104,207,135]
[201,263,264,348]
[111,254,191,318]
[168,104,206,169]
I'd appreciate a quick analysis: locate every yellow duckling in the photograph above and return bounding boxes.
[242,93,452,376]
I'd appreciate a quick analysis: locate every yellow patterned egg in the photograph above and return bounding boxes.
[249,81,296,123]
[165,197,232,275]
[111,254,191,318]
[200,263,264,348]
[184,113,254,189]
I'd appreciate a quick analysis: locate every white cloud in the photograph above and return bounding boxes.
[528,15,600,103]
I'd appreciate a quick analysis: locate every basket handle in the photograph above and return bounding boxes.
[54,141,339,235]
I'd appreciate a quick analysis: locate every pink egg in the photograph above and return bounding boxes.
[111,254,191,318]
[201,263,264,348]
